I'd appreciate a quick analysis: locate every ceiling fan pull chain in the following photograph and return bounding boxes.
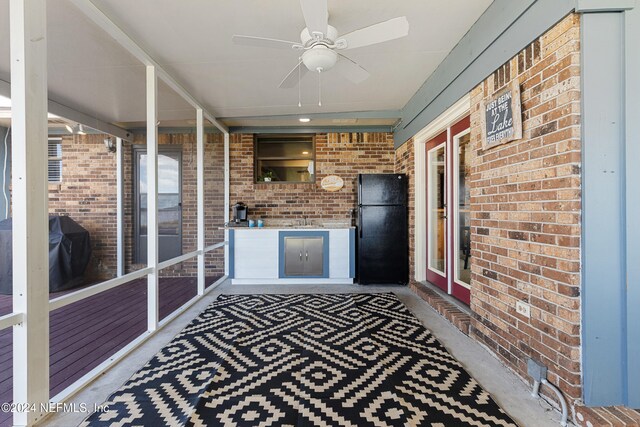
[318,68,322,107]
[298,58,302,107]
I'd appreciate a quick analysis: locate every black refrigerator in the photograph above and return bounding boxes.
[357,173,408,285]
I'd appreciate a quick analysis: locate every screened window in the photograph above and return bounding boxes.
[255,134,315,183]
[48,137,62,183]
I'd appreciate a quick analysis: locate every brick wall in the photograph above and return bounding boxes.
[49,134,118,280]
[469,14,582,401]
[47,132,225,281]
[124,132,226,277]
[394,138,415,282]
[229,133,395,221]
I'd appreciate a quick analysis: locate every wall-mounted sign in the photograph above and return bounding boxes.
[481,81,523,149]
[321,175,344,192]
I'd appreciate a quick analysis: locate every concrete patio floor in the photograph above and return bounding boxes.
[41,281,566,427]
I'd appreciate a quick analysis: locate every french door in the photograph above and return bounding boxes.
[426,116,471,304]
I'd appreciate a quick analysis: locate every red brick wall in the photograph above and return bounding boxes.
[124,132,226,277]
[229,133,395,221]
[49,134,117,280]
[47,132,225,281]
[394,138,415,282]
[469,14,582,401]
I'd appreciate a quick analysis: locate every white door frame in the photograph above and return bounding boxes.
[426,141,447,278]
[413,95,470,283]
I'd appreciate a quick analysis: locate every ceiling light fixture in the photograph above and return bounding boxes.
[77,124,87,135]
[64,124,74,133]
[299,118,311,123]
[104,137,116,153]
[302,151,309,155]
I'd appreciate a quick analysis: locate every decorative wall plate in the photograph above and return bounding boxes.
[321,175,344,192]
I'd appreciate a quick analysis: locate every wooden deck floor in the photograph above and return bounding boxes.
[0,275,221,427]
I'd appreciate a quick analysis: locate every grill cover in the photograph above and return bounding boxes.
[0,215,92,294]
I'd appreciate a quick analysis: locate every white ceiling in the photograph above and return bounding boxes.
[0,0,492,130]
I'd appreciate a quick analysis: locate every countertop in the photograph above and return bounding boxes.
[223,223,355,230]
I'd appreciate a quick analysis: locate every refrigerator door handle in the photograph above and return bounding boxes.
[359,206,363,238]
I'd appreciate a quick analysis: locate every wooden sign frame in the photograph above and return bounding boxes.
[480,80,523,150]
[320,175,344,192]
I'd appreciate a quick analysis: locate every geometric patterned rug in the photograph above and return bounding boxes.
[82,293,518,426]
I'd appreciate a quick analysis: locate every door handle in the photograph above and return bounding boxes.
[305,251,309,261]
[359,206,363,238]
[299,251,302,261]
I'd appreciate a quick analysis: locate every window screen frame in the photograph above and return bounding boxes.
[254,134,316,184]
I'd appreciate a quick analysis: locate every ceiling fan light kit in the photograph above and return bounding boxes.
[233,0,409,106]
[302,47,338,73]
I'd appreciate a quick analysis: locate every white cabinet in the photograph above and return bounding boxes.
[230,228,354,285]
[232,229,278,279]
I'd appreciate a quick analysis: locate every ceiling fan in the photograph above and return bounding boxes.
[232,0,409,105]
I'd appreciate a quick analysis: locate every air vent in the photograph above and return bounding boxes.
[48,138,62,183]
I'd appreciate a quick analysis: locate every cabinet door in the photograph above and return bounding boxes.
[284,237,305,276]
[303,237,324,276]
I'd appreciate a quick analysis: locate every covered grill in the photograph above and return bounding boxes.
[0,215,92,294]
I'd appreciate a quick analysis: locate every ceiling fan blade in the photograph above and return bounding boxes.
[232,35,302,50]
[279,60,309,88]
[337,16,409,51]
[335,54,370,84]
[299,0,328,36]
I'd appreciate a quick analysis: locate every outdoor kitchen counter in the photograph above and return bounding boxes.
[222,224,355,230]
[228,226,355,285]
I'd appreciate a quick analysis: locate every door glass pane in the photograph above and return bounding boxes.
[428,144,446,274]
[455,133,472,286]
[139,153,180,237]
[158,153,180,236]
[137,151,181,263]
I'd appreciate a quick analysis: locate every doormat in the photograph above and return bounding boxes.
[82,293,517,426]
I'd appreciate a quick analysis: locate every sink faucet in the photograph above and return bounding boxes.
[299,216,309,226]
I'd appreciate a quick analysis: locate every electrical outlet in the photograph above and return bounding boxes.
[516,301,531,318]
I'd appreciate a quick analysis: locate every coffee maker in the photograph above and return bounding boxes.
[232,202,248,225]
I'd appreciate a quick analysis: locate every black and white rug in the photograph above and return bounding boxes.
[83,293,517,426]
